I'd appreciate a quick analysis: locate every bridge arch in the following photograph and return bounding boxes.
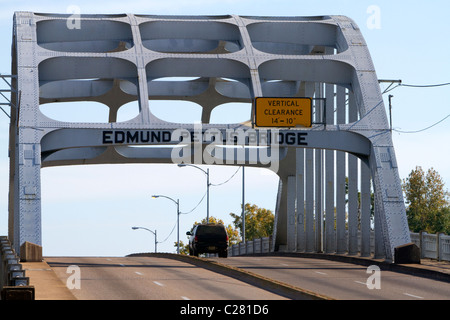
[9,12,411,262]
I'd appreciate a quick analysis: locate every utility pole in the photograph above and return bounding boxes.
[242,166,245,243]
[388,95,394,132]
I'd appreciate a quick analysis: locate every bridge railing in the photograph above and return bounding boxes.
[228,232,450,262]
[411,232,450,262]
[228,236,273,256]
[0,236,34,300]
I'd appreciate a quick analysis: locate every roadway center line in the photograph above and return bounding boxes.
[403,292,424,299]
[153,281,164,287]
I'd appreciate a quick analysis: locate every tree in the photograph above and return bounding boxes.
[174,216,240,254]
[174,240,189,255]
[345,177,375,229]
[402,166,450,234]
[229,203,274,241]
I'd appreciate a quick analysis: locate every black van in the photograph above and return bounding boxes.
[187,224,228,258]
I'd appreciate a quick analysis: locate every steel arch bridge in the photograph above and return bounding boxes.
[9,12,414,262]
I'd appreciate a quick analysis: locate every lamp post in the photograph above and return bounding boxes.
[152,195,181,254]
[132,226,157,253]
[242,165,245,243]
[178,164,210,223]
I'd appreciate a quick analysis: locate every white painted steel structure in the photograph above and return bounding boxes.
[230,232,450,263]
[9,12,411,261]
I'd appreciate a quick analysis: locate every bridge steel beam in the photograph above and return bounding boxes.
[9,12,411,262]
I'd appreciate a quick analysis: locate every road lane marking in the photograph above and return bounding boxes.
[181,296,190,300]
[354,281,366,285]
[153,281,164,287]
[135,271,144,276]
[314,271,327,275]
[24,268,52,271]
[403,293,424,299]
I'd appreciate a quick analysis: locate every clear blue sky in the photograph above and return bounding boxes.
[0,0,448,256]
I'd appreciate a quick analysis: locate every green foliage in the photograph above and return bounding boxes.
[230,203,274,241]
[174,240,190,255]
[402,166,450,234]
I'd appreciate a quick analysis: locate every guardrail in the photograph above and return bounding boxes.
[228,232,450,262]
[411,232,450,262]
[0,236,34,300]
[228,236,273,257]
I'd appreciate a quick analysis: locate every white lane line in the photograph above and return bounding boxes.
[153,281,164,287]
[181,296,190,300]
[314,271,327,275]
[280,263,289,266]
[135,271,144,276]
[354,281,366,285]
[403,292,424,299]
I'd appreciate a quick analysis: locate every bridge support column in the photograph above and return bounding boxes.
[273,174,295,252]
[9,139,43,254]
[360,161,371,257]
[9,14,43,254]
[369,145,411,262]
[286,176,296,252]
[296,148,305,252]
[305,148,315,252]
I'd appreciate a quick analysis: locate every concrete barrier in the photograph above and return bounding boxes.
[20,241,43,262]
[1,286,35,300]
[0,236,34,300]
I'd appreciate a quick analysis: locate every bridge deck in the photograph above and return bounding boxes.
[20,255,450,300]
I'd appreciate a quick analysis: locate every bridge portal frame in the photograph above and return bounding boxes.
[9,12,411,262]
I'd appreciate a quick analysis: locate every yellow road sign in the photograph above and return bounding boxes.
[254,97,312,128]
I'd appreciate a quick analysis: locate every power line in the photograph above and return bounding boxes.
[159,221,177,244]
[379,80,450,133]
[178,166,241,214]
[393,113,450,134]
[401,82,450,88]
[380,80,450,94]
[180,191,207,215]
[210,166,241,186]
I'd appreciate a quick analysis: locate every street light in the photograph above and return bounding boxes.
[152,195,181,254]
[177,163,210,223]
[132,226,157,253]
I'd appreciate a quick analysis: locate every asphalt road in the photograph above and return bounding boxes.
[45,256,289,300]
[209,256,450,300]
[44,255,450,300]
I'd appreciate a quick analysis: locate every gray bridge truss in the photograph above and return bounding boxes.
[9,12,413,262]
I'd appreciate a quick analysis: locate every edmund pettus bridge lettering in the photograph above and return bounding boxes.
[101,129,308,146]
